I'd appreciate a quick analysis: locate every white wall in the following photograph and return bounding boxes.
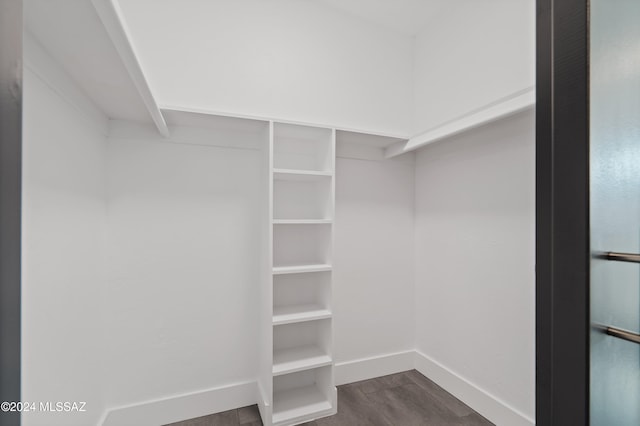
[115,0,414,136]
[334,155,415,367]
[22,36,267,423]
[414,110,535,422]
[413,0,535,132]
[22,65,108,425]
[104,125,263,410]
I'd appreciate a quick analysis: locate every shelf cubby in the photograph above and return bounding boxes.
[273,123,333,172]
[272,385,333,426]
[273,224,331,268]
[273,178,332,221]
[273,320,332,381]
[272,366,336,426]
[274,271,330,308]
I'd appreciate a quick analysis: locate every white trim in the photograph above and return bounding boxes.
[334,350,415,386]
[256,381,272,426]
[413,351,534,426]
[385,86,536,158]
[98,351,534,426]
[100,380,256,426]
[91,0,170,137]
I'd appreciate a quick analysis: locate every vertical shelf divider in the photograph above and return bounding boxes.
[257,121,275,426]
[327,128,337,408]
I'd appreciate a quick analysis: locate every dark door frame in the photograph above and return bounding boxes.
[536,0,590,424]
[0,1,22,426]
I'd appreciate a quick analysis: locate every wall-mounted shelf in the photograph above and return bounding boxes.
[25,0,170,137]
[384,87,535,158]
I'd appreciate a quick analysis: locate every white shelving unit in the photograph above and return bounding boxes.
[258,122,337,426]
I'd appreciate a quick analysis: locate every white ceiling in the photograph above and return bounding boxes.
[319,0,447,36]
[23,0,447,127]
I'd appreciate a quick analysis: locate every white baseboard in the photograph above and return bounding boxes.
[100,351,533,426]
[99,351,414,425]
[413,351,534,426]
[334,350,415,386]
[100,380,256,426]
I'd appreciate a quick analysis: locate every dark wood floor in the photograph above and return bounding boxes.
[166,370,494,426]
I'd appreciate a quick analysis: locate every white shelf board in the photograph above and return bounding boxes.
[385,86,535,158]
[158,103,410,141]
[336,129,406,148]
[272,385,333,426]
[25,0,168,135]
[273,169,333,181]
[273,219,333,225]
[273,346,332,376]
[272,264,332,275]
[162,108,269,133]
[91,0,169,136]
[273,304,332,326]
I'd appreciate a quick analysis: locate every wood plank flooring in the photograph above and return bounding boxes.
[166,370,494,426]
